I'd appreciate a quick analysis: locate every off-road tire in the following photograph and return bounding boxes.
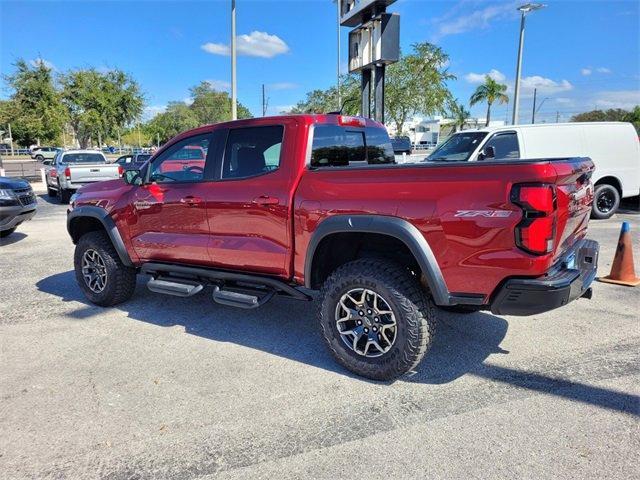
[0,227,16,238]
[74,231,136,306]
[591,184,620,219]
[57,182,71,204]
[319,259,436,381]
[35,155,44,161]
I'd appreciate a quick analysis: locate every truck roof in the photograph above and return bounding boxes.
[460,121,633,134]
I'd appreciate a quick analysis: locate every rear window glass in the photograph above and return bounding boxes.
[62,153,106,163]
[310,125,395,168]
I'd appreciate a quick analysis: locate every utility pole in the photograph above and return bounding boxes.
[337,0,341,109]
[137,123,141,148]
[157,132,160,148]
[512,3,546,125]
[556,111,560,123]
[262,84,267,117]
[8,123,14,156]
[531,88,537,124]
[117,128,121,152]
[231,0,237,120]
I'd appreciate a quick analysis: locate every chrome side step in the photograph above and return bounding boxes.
[147,277,203,297]
[212,286,275,309]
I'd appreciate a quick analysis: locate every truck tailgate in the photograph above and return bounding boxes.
[552,158,595,261]
[69,164,120,184]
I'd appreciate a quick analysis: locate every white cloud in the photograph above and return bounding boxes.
[142,105,166,121]
[201,42,230,56]
[520,76,573,95]
[596,67,612,74]
[30,58,55,70]
[205,79,231,91]
[581,68,592,76]
[430,2,518,40]
[555,97,573,104]
[201,31,289,59]
[268,82,298,90]
[464,69,506,84]
[593,90,640,110]
[273,105,295,114]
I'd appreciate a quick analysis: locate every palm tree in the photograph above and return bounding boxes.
[469,76,509,126]
[449,99,471,132]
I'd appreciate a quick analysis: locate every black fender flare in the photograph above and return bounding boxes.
[304,215,460,305]
[67,206,133,267]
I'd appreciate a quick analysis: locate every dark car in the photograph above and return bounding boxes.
[390,136,412,154]
[0,176,37,238]
[115,153,152,170]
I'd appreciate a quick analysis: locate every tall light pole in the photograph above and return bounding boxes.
[512,3,545,125]
[337,0,341,109]
[231,0,237,120]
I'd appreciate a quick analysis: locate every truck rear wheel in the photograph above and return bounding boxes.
[57,182,71,204]
[74,231,136,306]
[318,259,436,381]
[592,184,620,219]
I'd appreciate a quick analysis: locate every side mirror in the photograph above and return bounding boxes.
[479,145,495,160]
[123,169,143,185]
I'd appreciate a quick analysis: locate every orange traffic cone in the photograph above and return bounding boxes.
[598,221,640,287]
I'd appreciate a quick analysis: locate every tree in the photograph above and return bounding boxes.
[385,42,455,134]
[290,43,454,134]
[188,81,252,124]
[60,69,144,148]
[448,99,471,132]
[290,75,360,115]
[571,106,640,134]
[469,76,509,126]
[2,59,66,146]
[146,102,200,143]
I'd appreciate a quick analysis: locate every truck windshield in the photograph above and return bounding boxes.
[63,153,106,163]
[426,132,487,162]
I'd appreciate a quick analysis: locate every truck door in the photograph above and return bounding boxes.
[128,131,216,264]
[204,120,299,278]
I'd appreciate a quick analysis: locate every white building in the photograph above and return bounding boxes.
[387,116,506,147]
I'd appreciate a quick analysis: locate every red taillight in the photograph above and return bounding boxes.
[118,165,124,177]
[338,115,366,127]
[511,183,557,255]
[64,167,71,179]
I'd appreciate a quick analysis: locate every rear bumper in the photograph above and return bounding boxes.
[491,239,599,316]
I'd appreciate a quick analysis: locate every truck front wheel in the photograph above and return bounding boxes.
[74,231,136,306]
[319,259,436,381]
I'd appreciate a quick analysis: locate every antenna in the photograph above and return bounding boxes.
[327,97,358,115]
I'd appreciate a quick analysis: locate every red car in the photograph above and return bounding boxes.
[67,114,599,380]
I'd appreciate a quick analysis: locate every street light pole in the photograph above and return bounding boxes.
[337,0,341,110]
[512,3,545,125]
[231,0,237,120]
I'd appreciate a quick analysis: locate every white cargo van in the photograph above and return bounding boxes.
[426,122,639,218]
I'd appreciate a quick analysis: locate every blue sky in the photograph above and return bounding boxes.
[1,0,639,124]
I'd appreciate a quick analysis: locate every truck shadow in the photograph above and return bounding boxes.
[0,231,28,246]
[36,271,639,416]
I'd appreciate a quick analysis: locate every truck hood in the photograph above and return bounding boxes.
[73,179,131,212]
[0,176,31,190]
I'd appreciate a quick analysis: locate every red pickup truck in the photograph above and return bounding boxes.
[67,114,599,380]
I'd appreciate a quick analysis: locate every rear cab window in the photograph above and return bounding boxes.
[310,124,395,168]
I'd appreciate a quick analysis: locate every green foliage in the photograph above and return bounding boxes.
[146,102,200,144]
[571,106,640,133]
[141,81,253,144]
[189,81,252,124]
[469,76,509,126]
[1,59,66,146]
[448,99,471,132]
[60,69,144,148]
[290,75,360,115]
[385,42,455,134]
[290,43,454,134]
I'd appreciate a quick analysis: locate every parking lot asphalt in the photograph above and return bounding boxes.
[1,186,638,480]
